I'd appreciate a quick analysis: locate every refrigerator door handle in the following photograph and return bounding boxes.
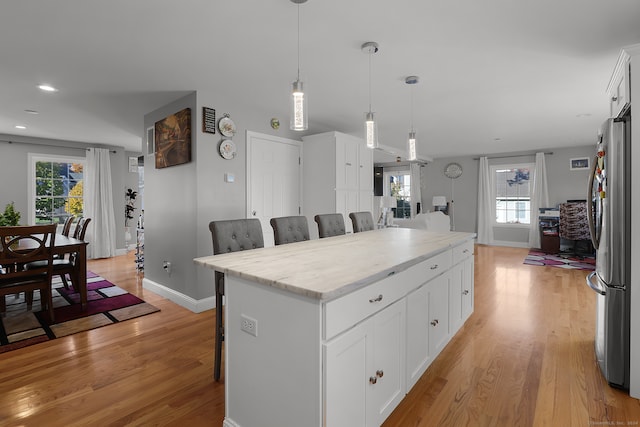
[587,156,600,250]
[586,271,606,295]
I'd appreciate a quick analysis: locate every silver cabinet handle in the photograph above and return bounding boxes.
[376,370,384,378]
[346,162,352,166]
[612,96,618,102]
[462,290,469,295]
[430,264,439,270]
[463,249,470,254]
[369,376,377,385]
[430,319,439,327]
[252,210,257,216]
[369,294,383,303]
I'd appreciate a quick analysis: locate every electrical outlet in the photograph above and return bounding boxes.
[241,314,258,337]
[162,261,172,275]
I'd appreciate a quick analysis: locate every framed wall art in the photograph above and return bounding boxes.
[154,108,191,169]
[569,157,590,171]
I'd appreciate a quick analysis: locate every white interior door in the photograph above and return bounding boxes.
[247,131,302,247]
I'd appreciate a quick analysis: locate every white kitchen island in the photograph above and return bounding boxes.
[194,227,476,427]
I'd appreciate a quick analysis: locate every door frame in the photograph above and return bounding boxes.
[245,129,303,221]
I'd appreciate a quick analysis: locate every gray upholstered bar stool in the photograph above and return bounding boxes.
[349,211,375,233]
[208,218,264,381]
[314,213,346,238]
[270,216,310,245]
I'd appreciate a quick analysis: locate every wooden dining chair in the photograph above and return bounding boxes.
[314,213,346,238]
[209,218,264,381]
[349,211,375,233]
[61,216,75,237]
[0,224,57,321]
[270,216,310,245]
[24,218,91,291]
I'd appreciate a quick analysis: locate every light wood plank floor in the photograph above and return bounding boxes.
[1,245,639,426]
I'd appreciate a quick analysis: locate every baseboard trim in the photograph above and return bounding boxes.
[490,239,530,249]
[142,277,215,313]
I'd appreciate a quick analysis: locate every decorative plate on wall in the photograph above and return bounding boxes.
[218,114,236,137]
[219,139,236,160]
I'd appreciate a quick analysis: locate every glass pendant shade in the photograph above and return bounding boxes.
[407,131,417,161]
[290,79,307,131]
[365,111,378,149]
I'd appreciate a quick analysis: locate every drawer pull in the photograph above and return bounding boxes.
[462,290,469,295]
[463,249,470,254]
[369,376,377,385]
[430,264,439,270]
[430,319,439,327]
[376,370,384,378]
[387,271,396,277]
[346,162,352,166]
[369,294,383,303]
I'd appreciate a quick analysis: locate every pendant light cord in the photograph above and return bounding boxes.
[368,51,372,112]
[410,84,414,132]
[297,4,301,81]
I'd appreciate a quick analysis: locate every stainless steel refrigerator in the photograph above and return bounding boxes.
[586,116,631,389]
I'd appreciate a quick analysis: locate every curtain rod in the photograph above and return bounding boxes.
[1,138,117,153]
[473,151,553,160]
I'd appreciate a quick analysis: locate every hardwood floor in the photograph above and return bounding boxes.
[1,245,639,426]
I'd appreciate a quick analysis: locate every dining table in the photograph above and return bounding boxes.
[12,233,89,309]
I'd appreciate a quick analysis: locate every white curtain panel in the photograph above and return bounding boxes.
[476,157,492,244]
[410,163,422,217]
[528,152,550,248]
[85,148,117,259]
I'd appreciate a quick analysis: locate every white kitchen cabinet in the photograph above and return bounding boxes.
[450,240,475,332]
[303,131,374,237]
[195,230,476,427]
[406,272,451,391]
[608,50,631,118]
[325,299,406,427]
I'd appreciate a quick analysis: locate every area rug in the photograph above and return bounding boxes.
[523,250,596,271]
[0,272,160,354]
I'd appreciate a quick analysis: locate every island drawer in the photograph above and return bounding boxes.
[452,240,474,265]
[323,255,444,341]
[416,249,452,284]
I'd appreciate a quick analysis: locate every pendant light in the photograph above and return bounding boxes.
[290,0,308,131]
[362,42,379,149]
[406,75,419,161]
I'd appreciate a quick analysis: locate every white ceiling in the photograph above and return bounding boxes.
[1,1,640,160]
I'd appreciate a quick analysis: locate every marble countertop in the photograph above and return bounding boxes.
[194,228,475,301]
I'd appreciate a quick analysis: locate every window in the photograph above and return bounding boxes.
[28,154,85,226]
[385,171,411,218]
[492,163,533,225]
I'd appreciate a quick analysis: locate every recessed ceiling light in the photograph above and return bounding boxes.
[15,125,26,129]
[38,84,58,92]
[24,109,39,114]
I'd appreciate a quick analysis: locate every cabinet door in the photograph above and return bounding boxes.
[369,299,406,426]
[336,136,359,190]
[359,142,373,191]
[449,262,464,332]
[325,322,369,427]
[460,256,475,321]
[609,62,630,118]
[358,190,373,216]
[428,274,450,358]
[337,190,359,233]
[406,284,430,391]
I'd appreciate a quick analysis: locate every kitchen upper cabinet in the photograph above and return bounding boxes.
[608,50,631,118]
[303,132,374,237]
[324,299,406,427]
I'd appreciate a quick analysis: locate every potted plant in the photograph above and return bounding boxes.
[124,189,137,248]
[0,201,21,226]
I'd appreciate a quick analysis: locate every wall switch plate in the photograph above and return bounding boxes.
[240,314,258,337]
[225,173,235,183]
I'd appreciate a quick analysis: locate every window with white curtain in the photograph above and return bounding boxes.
[491,163,533,225]
[384,170,411,218]
[28,154,85,226]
